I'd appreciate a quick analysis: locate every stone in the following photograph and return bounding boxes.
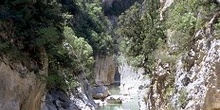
[42,77,97,110]
[181,76,191,86]
[42,89,80,110]
[105,95,123,104]
[92,85,110,99]
[0,57,47,110]
[139,85,144,90]
[94,55,116,85]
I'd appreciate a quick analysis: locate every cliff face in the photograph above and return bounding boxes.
[146,1,220,110]
[41,76,97,110]
[0,56,48,110]
[94,55,116,85]
[172,13,220,110]
[0,56,97,110]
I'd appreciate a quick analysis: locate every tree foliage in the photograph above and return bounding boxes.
[117,0,219,73]
[0,0,64,62]
[102,0,143,16]
[166,0,218,51]
[117,0,165,72]
[0,0,114,89]
[62,0,113,55]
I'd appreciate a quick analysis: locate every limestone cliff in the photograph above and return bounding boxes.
[94,55,116,85]
[171,12,220,110]
[0,55,97,110]
[0,56,48,110]
[146,0,220,110]
[41,77,97,110]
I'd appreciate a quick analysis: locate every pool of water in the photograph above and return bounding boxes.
[97,61,150,110]
[97,86,141,110]
[97,98,140,110]
[97,81,148,110]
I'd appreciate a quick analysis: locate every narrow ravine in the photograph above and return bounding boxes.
[97,57,150,110]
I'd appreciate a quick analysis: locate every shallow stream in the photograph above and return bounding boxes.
[97,62,150,110]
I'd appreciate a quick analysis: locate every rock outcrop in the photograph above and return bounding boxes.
[105,95,123,104]
[42,88,97,110]
[145,60,174,110]
[171,13,220,110]
[0,55,98,110]
[41,89,79,110]
[92,85,110,100]
[94,55,116,85]
[42,76,97,110]
[146,2,220,110]
[0,56,48,110]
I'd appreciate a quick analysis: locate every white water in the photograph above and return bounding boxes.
[98,59,150,110]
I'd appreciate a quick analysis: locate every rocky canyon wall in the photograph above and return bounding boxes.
[0,56,97,110]
[146,1,220,110]
[0,56,47,110]
[94,55,116,85]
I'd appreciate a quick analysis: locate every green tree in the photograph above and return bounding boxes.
[61,0,113,55]
[0,0,64,64]
[117,0,165,72]
[165,0,218,52]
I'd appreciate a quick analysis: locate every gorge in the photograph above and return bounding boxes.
[1,0,220,110]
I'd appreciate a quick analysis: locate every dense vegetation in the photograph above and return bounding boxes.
[116,0,219,74]
[116,1,220,109]
[166,0,219,52]
[0,0,113,89]
[1,0,219,92]
[102,0,143,16]
[117,0,165,73]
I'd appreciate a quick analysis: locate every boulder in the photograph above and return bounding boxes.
[92,85,110,99]
[42,89,80,110]
[42,77,98,110]
[105,95,123,104]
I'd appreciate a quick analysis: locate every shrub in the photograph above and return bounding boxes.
[166,0,218,52]
[117,0,165,72]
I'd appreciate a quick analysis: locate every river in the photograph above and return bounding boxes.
[97,61,150,110]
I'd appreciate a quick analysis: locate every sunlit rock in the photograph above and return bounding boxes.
[94,55,116,85]
[105,95,123,104]
[94,99,105,106]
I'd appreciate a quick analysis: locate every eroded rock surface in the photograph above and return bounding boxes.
[146,6,220,110]
[94,55,116,85]
[42,81,97,110]
[0,56,47,110]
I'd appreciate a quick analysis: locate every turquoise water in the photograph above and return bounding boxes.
[97,98,139,110]
[108,85,120,95]
[97,89,140,110]
[97,85,142,110]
